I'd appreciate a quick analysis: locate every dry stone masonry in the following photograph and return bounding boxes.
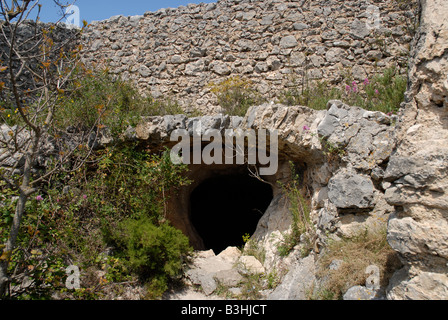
[81,0,417,114]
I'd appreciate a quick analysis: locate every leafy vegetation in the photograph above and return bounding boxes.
[277,162,315,258]
[279,80,342,110]
[1,101,192,299]
[54,68,183,136]
[279,67,407,114]
[208,76,265,116]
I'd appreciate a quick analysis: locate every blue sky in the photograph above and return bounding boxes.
[35,0,217,25]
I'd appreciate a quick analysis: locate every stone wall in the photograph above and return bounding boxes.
[0,20,79,95]
[81,0,418,114]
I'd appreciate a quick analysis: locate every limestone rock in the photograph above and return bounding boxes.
[384,0,448,299]
[387,268,448,300]
[317,100,395,171]
[185,247,241,296]
[217,246,241,264]
[237,256,265,275]
[268,254,316,300]
[186,269,217,295]
[214,269,243,287]
[327,169,376,209]
[242,104,324,161]
[350,19,371,39]
[279,35,298,49]
[343,286,380,300]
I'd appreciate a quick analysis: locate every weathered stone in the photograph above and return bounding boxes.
[350,19,371,39]
[213,62,231,76]
[384,0,448,299]
[214,269,243,287]
[185,60,205,76]
[279,35,298,49]
[217,246,241,263]
[268,254,316,300]
[343,286,380,300]
[327,169,375,209]
[255,62,269,73]
[325,47,344,63]
[186,269,217,295]
[293,22,309,30]
[237,256,265,274]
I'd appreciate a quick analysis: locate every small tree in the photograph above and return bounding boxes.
[0,0,94,297]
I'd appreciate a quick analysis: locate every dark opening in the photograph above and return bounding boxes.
[190,172,273,254]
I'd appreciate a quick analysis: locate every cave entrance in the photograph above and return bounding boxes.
[189,171,273,254]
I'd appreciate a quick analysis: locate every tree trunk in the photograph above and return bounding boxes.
[0,133,38,298]
[0,192,29,298]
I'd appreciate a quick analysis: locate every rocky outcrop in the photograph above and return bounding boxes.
[137,1,448,300]
[135,100,397,278]
[383,0,448,300]
[180,246,267,298]
[268,253,316,300]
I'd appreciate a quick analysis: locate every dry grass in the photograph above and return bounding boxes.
[314,226,402,300]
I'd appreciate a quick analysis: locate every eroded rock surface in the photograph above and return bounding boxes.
[384,0,448,300]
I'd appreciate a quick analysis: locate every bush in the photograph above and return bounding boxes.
[209,76,264,116]
[55,67,183,136]
[0,145,192,299]
[111,217,192,286]
[279,81,342,110]
[343,67,407,114]
[279,67,407,114]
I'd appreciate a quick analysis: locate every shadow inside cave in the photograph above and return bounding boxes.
[189,172,273,254]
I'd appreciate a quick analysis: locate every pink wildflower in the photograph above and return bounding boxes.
[36,195,43,201]
[303,125,310,131]
[345,85,351,93]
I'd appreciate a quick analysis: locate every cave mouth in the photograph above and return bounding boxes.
[190,171,273,254]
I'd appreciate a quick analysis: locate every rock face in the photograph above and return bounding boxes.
[383,0,448,300]
[80,0,417,114]
[135,100,397,275]
[327,169,375,209]
[268,254,316,300]
[183,247,267,297]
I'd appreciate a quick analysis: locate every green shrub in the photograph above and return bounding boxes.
[209,76,264,116]
[90,146,191,223]
[111,217,192,285]
[279,67,407,114]
[1,145,192,299]
[277,162,315,258]
[55,68,183,136]
[279,81,342,110]
[343,66,407,114]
